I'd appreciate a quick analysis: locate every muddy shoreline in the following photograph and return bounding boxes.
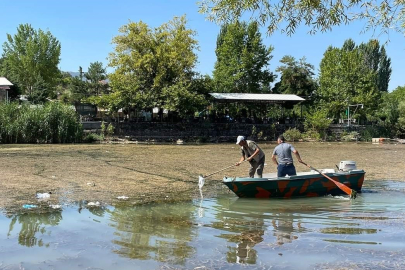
[1,142,404,212]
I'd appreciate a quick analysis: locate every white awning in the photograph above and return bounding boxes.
[0,77,13,88]
[209,93,305,104]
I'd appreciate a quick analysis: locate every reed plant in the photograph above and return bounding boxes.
[0,102,83,143]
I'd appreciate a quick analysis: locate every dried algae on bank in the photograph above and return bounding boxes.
[0,142,404,211]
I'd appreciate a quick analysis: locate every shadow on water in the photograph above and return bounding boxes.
[1,180,405,270]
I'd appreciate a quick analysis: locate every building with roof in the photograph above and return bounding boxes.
[209,93,305,105]
[0,77,13,102]
[208,92,306,123]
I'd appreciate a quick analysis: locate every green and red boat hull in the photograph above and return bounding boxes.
[223,170,365,198]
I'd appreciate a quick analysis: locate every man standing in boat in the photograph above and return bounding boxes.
[235,136,265,178]
[272,135,303,177]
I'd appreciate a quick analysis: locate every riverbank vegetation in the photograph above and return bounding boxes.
[1,3,405,143]
[0,102,82,143]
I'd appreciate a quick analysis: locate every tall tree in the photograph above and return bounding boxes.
[376,86,405,138]
[378,46,392,93]
[85,61,107,96]
[1,24,61,101]
[318,45,380,119]
[213,21,274,93]
[107,15,203,115]
[198,1,405,37]
[357,39,391,92]
[342,39,356,51]
[273,56,317,98]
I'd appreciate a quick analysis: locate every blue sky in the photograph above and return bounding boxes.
[1,0,404,91]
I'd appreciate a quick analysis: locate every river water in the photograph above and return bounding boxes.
[1,180,405,270]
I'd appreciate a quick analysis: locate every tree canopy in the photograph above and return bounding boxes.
[213,21,274,93]
[85,61,107,96]
[198,0,405,36]
[317,39,392,122]
[273,56,317,98]
[106,15,207,116]
[1,24,61,102]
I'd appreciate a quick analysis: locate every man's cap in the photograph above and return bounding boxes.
[236,136,245,144]
[278,135,286,141]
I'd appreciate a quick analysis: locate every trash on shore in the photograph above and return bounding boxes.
[49,204,61,209]
[23,204,38,209]
[87,201,101,206]
[117,196,129,200]
[36,192,51,199]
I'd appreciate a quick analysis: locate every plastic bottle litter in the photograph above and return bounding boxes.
[117,196,129,200]
[87,201,100,206]
[36,192,51,199]
[23,204,38,209]
[49,204,61,209]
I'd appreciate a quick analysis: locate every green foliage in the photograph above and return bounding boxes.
[106,123,115,137]
[283,128,302,142]
[251,125,257,137]
[85,62,107,96]
[108,15,201,114]
[83,133,104,143]
[302,130,321,141]
[198,1,405,37]
[273,56,317,98]
[1,24,61,100]
[378,46,392,93]
[397,101,405,138]
[304,109,332,133]
[213,21,274,93]
[318,39,387,120]
[101,121,106,135]
[0,102,82,143]
[162,79,208,117]
[341,131,360,142]
[373,86,405,138]
[360,126,383,142]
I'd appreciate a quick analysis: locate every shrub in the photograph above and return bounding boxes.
[106,123,115,137]
[360,126,380,142]
[302,130,321,141]
[283,128,302,142]
[101,121,106,135]
[0,102,82,143]
[83,133,104,143]
[341,131,360,142]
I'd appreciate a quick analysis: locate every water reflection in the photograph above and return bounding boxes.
[109,202,197,264]
[1,181,404,270]
[214,198,305,264]
[211,195,384,265]
[6,209,62,247]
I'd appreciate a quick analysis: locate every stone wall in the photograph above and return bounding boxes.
[82,121,368,142]
[111,122,303,142]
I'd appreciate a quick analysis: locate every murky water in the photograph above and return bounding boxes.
[1,181,405,270]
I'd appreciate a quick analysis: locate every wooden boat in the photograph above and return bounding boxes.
[223,169,365,198]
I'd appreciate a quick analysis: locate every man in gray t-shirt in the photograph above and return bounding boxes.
[272,135,303,177]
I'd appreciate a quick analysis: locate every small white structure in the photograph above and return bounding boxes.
[0,77,13,102]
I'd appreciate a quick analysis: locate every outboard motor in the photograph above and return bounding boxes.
[339,160,357,171]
